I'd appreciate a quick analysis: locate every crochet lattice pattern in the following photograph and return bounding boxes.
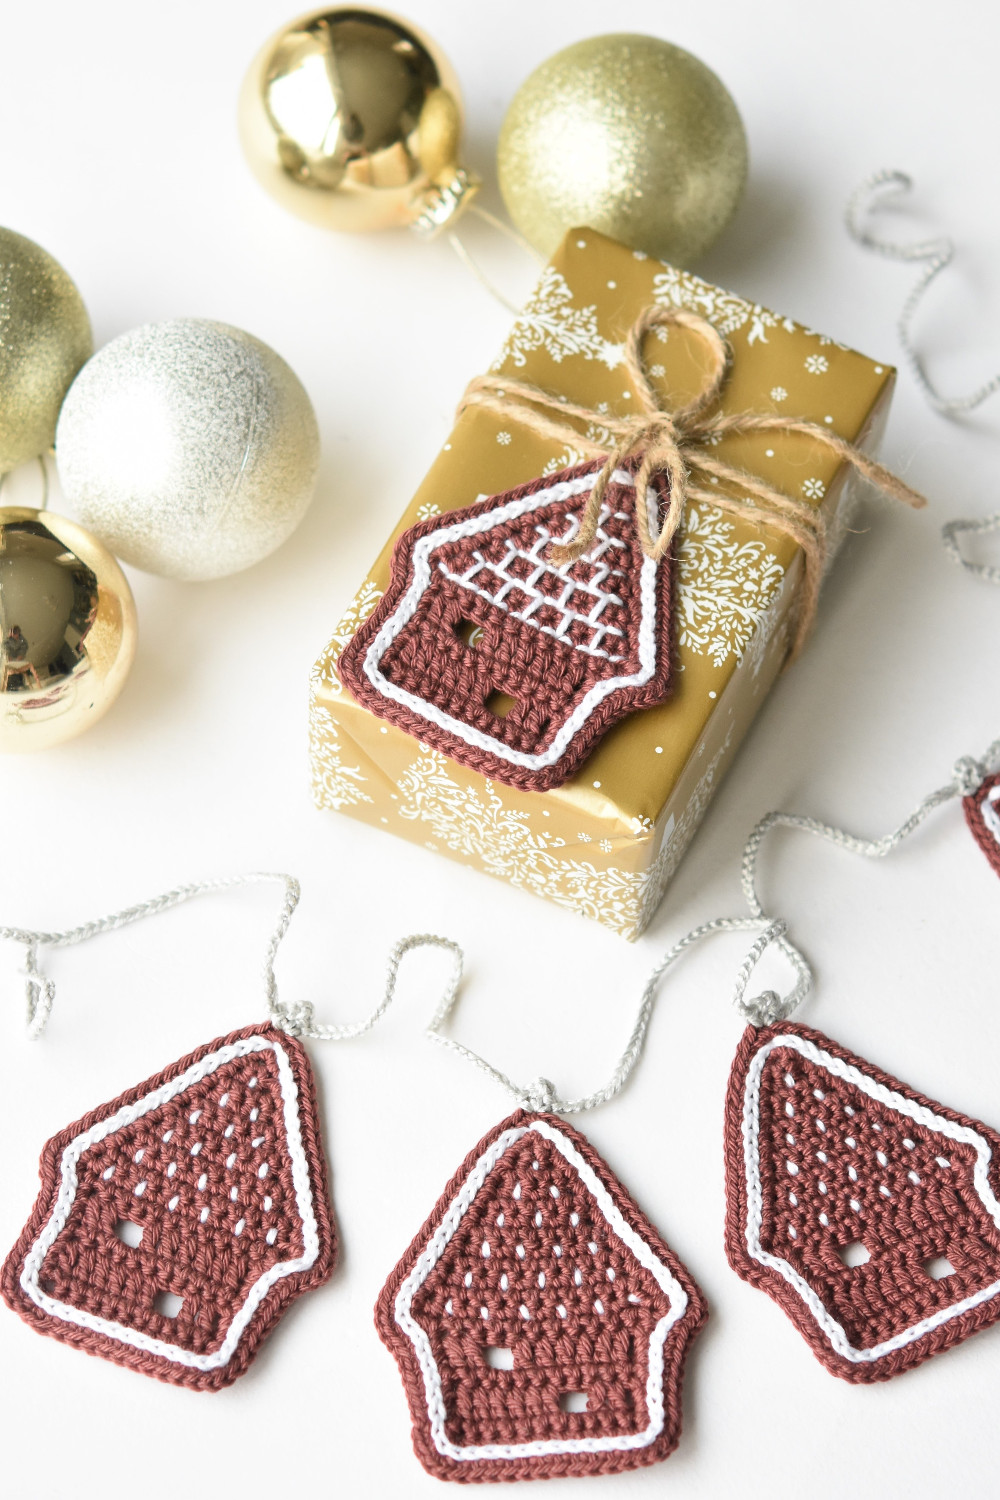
[1,1022,336,1390]
[964,770,1000,879]
[724,1020,1000,1381]
[376,1109,706,1482]
[338,461,675,793]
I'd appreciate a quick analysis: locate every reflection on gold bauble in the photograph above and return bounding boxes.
[0,228,93,472]
[238,6,478,235]
[0,508,136,752]
[498,34,748,265]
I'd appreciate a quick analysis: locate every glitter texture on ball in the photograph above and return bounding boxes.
[55,319,320,581]
[498,34,748,266]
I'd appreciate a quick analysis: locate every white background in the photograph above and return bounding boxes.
[0,1,998,1495]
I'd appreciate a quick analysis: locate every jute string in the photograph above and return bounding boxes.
[459,304,927,659]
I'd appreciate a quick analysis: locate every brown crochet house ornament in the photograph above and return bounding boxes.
[338,460,675,794]
[2,1022,337,1390]
[376,1108,706,1482]
[724,1019,1000,1382]
[964,770,1000,879]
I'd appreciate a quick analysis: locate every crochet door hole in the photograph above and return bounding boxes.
[483,1344,514,1370]
[153,1290,184,1318]
[924,1255,955,1281]
[836,1241,869,1269]
[559,1390,589,1413]
[114,1219,143,1248]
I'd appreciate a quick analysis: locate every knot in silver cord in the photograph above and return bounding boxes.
[953,756,986,798]
[519,1077,558,1114]
[738,987,796,1028]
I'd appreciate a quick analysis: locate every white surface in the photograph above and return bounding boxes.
[0,1,998,1495]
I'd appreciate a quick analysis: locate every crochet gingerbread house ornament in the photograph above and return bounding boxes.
[338,460,675,793]
[964,770,1000,879]
[376,1108,706,1482]
[1,1022,337,1390]
[724,1019,1000,1382]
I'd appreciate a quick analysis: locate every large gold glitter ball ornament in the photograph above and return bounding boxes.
[238,6,478,236]
[0,228,93,472]
[55,319,320,581]
[0,507,136,751]
[498,34,748,265]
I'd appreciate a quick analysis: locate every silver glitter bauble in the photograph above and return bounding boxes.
[498,34,748,265]
[0,227,93,472]
[55,319,320,580]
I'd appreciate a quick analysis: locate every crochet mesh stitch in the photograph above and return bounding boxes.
[1,1022,336,1390]
[724,1020,1000,1382]
[964,770,1000,879]
[338,461,675,794]
[376,1109,706,1482]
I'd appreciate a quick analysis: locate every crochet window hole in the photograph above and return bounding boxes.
[113,1218,143,1248]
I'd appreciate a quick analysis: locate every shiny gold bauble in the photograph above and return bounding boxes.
[238,6,478,235]
[498,34,748,265]
[0,508,136,751]
[0,228,93,472]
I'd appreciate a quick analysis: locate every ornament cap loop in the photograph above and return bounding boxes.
[409,168,481,239]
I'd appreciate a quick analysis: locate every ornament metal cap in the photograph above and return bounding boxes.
[238,6,478,236]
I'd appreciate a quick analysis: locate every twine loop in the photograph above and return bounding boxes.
[460,304,927,660]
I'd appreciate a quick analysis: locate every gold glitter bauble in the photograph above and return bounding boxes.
[238,6,478,235]
[498,34,748,265]
[0,228,93,472]
[0,507,136,752]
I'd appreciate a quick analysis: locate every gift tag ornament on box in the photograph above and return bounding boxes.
[338,459,676,793]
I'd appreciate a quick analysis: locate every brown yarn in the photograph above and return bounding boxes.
[964,770,1000,879]
[460,305,927,660]
[724,1019,1000,1382]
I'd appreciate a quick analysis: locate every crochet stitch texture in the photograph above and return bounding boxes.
[338,460,675,793]
[376,1108,706,1482]
[724,1019,1000,1381]
[964,770,1000,879]
[2,1021,337,1389]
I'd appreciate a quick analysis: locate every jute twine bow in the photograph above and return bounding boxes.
[459,305,927,659]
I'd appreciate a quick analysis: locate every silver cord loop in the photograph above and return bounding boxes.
[845,169,1000,417]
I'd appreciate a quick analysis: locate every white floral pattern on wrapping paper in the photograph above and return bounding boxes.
[676,503,786,667]
[491,269,624,371]
[651,266,783,345]
[307,702,372,812]
[391,746,665,936]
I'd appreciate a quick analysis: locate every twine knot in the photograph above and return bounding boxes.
[460,304,927,660]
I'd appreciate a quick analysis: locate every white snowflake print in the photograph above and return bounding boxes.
[496,431,512,445]
[491,268,624,371]
[577,832,592,843]
[804,354,829,374]
[802,478,826,500]
[676,503,786,666]
[770,386,788,402]
[416,502,441,521]
[630,815,655,837]
[632,250,649,261]
[599,840,614,853]
[649,364,666,378]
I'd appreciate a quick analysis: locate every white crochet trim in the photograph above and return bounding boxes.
[982,783,1000,845]
[361,470,660,771]
[19,1035,321,1371]
[741,1033,1000,1364]
[394,1119,689,1462]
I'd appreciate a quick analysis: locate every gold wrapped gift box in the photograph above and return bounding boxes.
[310,229,894,938]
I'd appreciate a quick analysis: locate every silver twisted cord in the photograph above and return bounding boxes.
[845,169,1000,416]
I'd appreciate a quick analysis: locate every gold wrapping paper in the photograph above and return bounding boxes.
[310,229,895,938]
